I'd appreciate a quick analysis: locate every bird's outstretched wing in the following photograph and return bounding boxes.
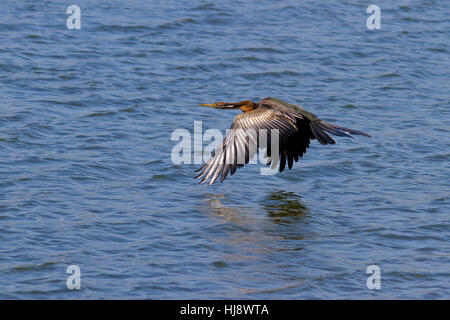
[195,105,298,185]
[260,97,370,144]
[257,98,370,171]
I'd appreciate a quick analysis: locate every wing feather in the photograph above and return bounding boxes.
[196,106,298,184]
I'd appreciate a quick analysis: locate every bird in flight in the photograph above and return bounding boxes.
[196,97,370,185]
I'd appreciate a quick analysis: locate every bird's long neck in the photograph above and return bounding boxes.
[238,100,256,113]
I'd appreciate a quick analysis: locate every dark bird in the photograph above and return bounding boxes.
[196,97,370,185]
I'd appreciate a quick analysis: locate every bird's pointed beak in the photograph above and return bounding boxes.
[198,103,217,108]
[198,102,241,109]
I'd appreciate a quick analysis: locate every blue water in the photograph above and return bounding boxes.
[0,0,449,299]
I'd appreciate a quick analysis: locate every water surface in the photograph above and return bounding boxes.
[0,0,449,299]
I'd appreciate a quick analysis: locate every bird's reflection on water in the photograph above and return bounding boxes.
[260,191,309,224]
[204,190,309,225]
[200,191,311,294]
[201,190,311,252]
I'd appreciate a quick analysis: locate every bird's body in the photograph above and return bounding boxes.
[196,97,370,185]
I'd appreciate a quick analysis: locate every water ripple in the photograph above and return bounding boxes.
[0,0,448,300]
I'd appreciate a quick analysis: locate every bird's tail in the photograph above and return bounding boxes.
[310,120,371,145]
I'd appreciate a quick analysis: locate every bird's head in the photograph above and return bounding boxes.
[199,100,256,112]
